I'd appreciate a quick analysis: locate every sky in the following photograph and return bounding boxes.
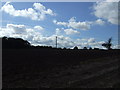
[0,1,119,49]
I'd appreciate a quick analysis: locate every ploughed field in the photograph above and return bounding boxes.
[2,49,120,88]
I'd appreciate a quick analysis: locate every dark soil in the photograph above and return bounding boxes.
[2,49,120,88]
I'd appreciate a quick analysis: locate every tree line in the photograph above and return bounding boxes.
[2,36,112,50]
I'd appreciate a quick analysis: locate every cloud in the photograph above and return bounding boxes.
[0,24,43,40]
[55,28,61,35]
[6,24,26,34]
[53,20,68,27]
[53,17,105,31]
[64,28,80,35]
[53,17,91,30]
[112,44,120,49]
[0,24,117,49]
[95,19,105,25]
[55,27,80,35]
[33,3,55,16]
[34,26,44,31]
[1,2,56,21]
[88,38,95,43]
[105,0,119,2]
[93,1,119,25]
[75,38,106,49]
[68,17,91,30]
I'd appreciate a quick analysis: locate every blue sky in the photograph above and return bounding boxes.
[0,2,119,49]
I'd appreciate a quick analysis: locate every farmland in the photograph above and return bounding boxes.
[2,49,120,88]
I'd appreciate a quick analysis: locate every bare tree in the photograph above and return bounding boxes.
[102,37,112,50]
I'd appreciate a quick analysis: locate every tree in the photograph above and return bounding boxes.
[63,47,67,50]
[2,37,31,49]
[89,47,92,50]
[83,47,87,50]
[102,37,112,50]
[74,46,78,50]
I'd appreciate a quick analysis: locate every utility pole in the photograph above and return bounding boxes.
[56,36,57,48]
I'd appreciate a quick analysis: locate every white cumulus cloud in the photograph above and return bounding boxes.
[68,17,91,30]
[93,1,119,25]
[1,2,56,21]
[105,0,119,2]
[0,24,44,40]
[0,24,118,49]
[34,26,44,31]
[53,17,105,31]
[88,38,95,43]
[6,24,26,34]
[53,20,68,27]
[55,28,61,35]
[64,28,80,35]
[95,19,105,25]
